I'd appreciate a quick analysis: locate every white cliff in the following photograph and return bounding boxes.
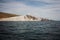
[0,15,46,21]
[0,12,49,21]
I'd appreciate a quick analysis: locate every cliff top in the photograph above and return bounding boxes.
[0,12,19,19]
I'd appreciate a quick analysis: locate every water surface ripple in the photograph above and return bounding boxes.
[0,21,60,40]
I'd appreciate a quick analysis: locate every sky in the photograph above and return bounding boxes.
[0,0,60,20]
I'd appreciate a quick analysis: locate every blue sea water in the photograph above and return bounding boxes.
[0,21,60,40]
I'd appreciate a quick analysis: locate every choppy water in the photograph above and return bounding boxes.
[0,21,60,40]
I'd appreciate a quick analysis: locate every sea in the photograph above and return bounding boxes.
[0,21,60,40]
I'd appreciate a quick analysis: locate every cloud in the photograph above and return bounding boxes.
[0,0,60,20]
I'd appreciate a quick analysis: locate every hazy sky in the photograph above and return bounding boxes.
[0,0,60,20]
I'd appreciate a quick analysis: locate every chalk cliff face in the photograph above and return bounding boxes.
[0,15,48,21]
[0,12,48,21]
